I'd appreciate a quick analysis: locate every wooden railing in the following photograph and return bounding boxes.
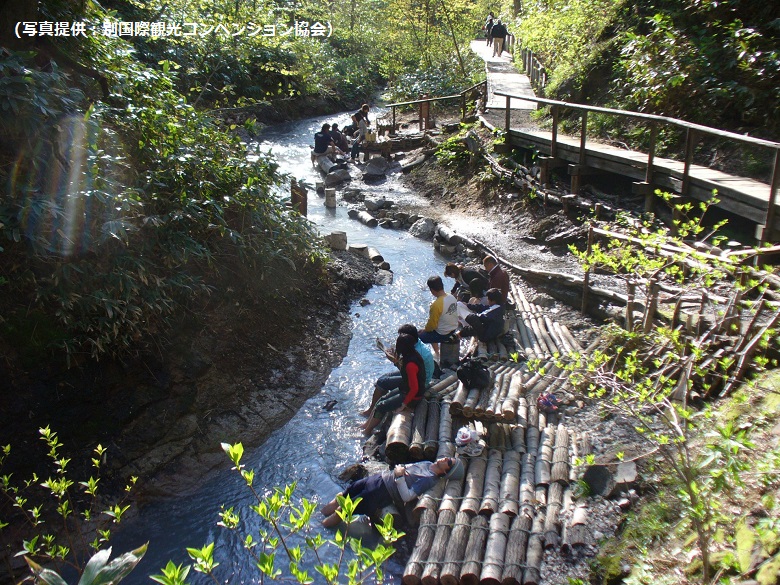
[519,48,546,91]
[495,91,780,246]
[385,80,488,130]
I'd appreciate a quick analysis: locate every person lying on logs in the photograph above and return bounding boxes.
[457,288,505,343]
[321,456,464,528]
[360,324,436,418]
[360,332,426,436]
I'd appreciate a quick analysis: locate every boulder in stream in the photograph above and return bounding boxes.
[375,269,394,285]
[325,169,351,186]
[362,157,390,179]
[409,217,436,240]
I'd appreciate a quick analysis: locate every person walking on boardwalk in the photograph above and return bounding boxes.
[491,19,508,57]
[359,332,426,436]
[485,13,495,47]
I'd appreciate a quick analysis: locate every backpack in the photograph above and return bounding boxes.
[457,358,491,390]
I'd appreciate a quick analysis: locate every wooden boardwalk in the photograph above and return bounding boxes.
[485,92,780,241]
[510,125,779,235]
[467,38,780,240]
[469,41,535,112]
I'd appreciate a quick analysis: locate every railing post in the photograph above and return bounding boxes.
[643,121,658,213]
[759,148,780,251]
[551,105,559,158]
[461,91,466,122]
[392,106,396,134]
[645,122,657,184]
[505,95,511,133]
[682,127,696,197]
[570,110,588,195]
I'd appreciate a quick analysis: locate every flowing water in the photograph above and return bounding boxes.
[116,112,457,583]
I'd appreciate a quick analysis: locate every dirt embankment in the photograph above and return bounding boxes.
[0,250,376,499]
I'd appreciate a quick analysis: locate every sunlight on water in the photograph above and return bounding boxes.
[116,111,456,583]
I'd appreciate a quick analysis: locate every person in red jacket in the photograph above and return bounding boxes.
[360,333,425,436]
[483,255,510,306]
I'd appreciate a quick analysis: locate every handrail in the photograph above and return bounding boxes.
[495,91,780,150]
[385,94,462,109]
[461,80,488,95]
[494,90,780,245]
[384,80,487,131]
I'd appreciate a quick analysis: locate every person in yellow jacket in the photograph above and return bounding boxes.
[418,276,458,359]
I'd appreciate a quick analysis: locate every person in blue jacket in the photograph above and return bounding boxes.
[458,288,505,342]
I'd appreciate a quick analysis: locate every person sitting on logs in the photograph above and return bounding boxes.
[312,123,344,161]
[444,262,489,302]
[457,288,505,342]
[418,276,458,360]
[360,333,426,436]
[329,123,350,152]
[360,324,435,418]
[483,255,511,307]
[321,456,464,528]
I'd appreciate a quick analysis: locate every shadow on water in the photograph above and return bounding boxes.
[114,112,453,583]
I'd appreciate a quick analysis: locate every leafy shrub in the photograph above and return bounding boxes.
[0,45,324,366]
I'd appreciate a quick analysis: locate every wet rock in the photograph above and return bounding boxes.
[342,188,361,202]
[359,298,371,307]
[375,269,394,285]
[364,197,383,211]
[323,400,338,411]
[363,157,390,178]
[324,169,351,186]
[409,217,436,239]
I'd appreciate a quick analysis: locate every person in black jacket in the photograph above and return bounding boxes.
[444,262,489,302]
[491,19,508,57]
[458,288,505,342]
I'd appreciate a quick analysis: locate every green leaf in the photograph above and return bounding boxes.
[78,544,148,585]
[25,558,68,585]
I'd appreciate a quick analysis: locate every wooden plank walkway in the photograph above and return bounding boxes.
[505,126,780,235]
[469,40,535,111]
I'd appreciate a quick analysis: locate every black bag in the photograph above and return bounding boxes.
[457,358,491,390]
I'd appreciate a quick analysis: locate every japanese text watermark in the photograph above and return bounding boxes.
[15,20,332,39]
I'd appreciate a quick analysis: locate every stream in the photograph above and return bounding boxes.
[115,112,459,583]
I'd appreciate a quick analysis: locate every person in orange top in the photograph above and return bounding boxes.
[360,333,426,436]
